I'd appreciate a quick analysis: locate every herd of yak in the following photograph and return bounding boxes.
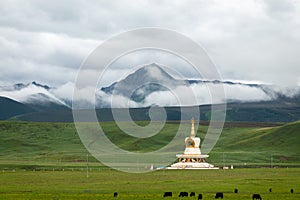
[163,191,258,199]
[113,188,294,199]
[162,188,294,199]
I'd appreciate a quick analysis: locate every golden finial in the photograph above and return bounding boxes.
[190,117,195,137]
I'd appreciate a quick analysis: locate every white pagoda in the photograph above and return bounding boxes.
[168,118,218,169]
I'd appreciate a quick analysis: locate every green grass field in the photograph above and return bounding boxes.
[0,120,299,169]
[0,120,299,199]
[0,168,299,199]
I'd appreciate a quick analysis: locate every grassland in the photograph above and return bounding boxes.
[0,168,299,199]
[0,120,299,169]
[0,120,299,199]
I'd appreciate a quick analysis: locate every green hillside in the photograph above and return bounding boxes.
[209,121,300,166]
[224,121,300,152]
[0,121,299,169]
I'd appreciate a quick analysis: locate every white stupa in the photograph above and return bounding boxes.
[168,118,218,169]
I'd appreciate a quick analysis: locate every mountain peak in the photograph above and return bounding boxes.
[101,63,183,102]
[31,81,50,90]
[143,63,177,80]
[13,83,27,90]
[13,81,50,90]
[125,63,176,83]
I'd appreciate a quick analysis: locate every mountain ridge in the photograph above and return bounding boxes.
[101,63,188,102]
[0,64,299,121]
[0,96,35,120]
[101,63,300,105]
[0,81,70,115]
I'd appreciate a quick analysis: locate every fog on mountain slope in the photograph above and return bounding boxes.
[99,63,298,108]
[0,64,299,108]
[0,81,70,110]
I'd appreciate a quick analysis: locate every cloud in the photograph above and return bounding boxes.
[1,79,298,109]
[0,0,299,87]
[51,82,74,101]
[262,0,296,19]
[0,83,67,105]
[94,82,277,108]
[141,83,273,107]
[0,27,99,85]
[223,84,272,102]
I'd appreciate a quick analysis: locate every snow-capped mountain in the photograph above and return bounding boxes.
[0,63,299,110]
[100,63,300,107]
[0,64,299,122]
[101,63,188,102]
[0,81,50,91]
[0,81,70,111]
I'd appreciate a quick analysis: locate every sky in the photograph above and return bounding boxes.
[0,0,300,88]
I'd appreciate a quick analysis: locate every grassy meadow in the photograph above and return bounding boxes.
[0,168,299,199]
[0,120,299,169]
[0,120,299,199]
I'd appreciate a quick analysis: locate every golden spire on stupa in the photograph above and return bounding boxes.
[190,117,195,137]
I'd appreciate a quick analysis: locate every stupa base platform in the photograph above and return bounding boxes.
[167,167,219,170]
[167,162,219,170]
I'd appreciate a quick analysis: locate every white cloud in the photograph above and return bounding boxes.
[224,84,271,102]
[1,78,298,108]
[0,0,299,88]
[0,27,99,85]
[96,90,139,108]
[0,83,67,105]
[141,83,273,107]
[51,82,74,101]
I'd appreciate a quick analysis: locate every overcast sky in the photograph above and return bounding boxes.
[0,0,299,87]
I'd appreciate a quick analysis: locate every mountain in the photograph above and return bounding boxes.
[12,100,300,123]
[0,81,51,91]
[0,64,299,122]
[101,63,300,106]
[24,93,70,111]
[13,81,51,90]
[101,63,187,102]
[0,81,70,120]
[0,81,70,112]
[0,97,35,120]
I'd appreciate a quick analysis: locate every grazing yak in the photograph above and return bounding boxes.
[291,189,294,194]
[190,192,195,197]
[179,192,188,197]
[215,192,223,199]
[113,192,118,197]
[234,189,238,193]
[163,192,172,197]
[252,194,262,200]
[198,193,203,200]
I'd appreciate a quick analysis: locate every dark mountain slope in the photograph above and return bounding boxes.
[0,97,35,120]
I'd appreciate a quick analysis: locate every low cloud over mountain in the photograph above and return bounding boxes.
[0,64,299,109]
[0,81,69,111]
[99,63,299,107]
